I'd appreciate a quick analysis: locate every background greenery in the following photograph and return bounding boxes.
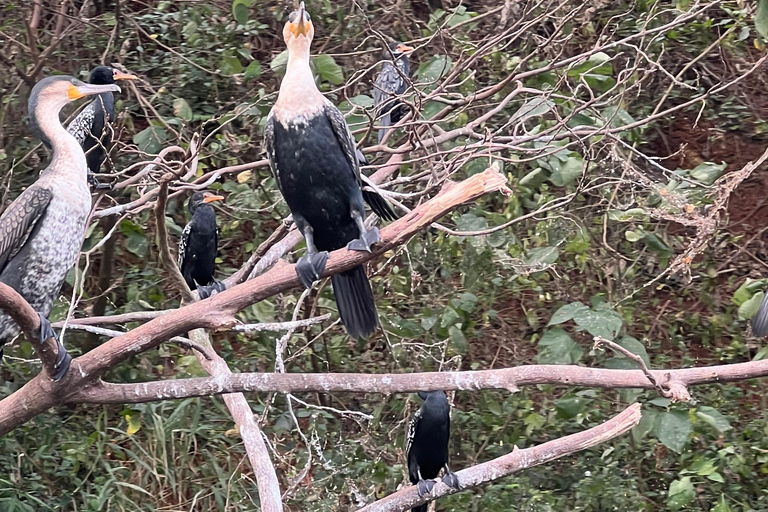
[1,0,768,510]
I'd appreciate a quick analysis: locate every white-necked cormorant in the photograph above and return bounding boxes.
[67,66,136,188]
[178,191,224,298]
[373,41,414,144]
[264,2,397,339]
[406,391,460,512]
[0,75,121,380]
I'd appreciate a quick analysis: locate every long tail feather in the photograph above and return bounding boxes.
[331,265,378,340]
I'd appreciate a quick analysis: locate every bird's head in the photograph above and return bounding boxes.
[388,41,415,58]
[89,66,138,85]
[189,191,225,214]
[283,2,314,48]
[418,391,447,402]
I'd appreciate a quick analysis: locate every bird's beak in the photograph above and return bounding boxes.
[113,71,138,81]
[396,44,415,54]
[290,2,311,37]
[203,194,225,204]
[68,83,121,100]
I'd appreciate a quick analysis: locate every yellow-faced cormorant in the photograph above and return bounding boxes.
[264,2,397,339]
[0,76,120,380]
[406,391,460,512]
[373,41,414,144]
[67,66,136,188]
[178,191,224,298]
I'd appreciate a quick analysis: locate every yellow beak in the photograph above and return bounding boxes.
[67,83,121,100]
[203,194,225,204]
[113,71,138,81]
[289,2,310,37]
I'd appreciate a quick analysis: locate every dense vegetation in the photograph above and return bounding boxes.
[1,0,768,510]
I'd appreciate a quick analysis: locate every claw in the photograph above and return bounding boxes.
[295,251,329,289]
[37,313,71,382]
[198,280,226,300]
[416,479,435,497]
[346,227,380,253]
[88,173,112,190]
[442,471,460,490]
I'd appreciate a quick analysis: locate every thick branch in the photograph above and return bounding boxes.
[359,404,641,512]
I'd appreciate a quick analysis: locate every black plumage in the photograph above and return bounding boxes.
[373,41,414,144]
[178,191,224,294]
[752,293,768,336]
[0,76,120,380]
[264,2,397,340]
[67,66,136,188]
[406,391,460,512]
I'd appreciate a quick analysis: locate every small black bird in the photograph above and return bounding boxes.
[0,76,120,380]
[178,191,224,297]
[373,41,414,144]
[67,66,136,188]
[752,293,768,336]
[406,391,460,512]
[264,2,397,340]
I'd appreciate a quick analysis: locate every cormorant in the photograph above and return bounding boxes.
[67,66,136,188]
[373,41,414,144]
[406,391,460,512]
[178,191,224,297]
[751,294,768,336]
[264,2,397,340]
[0,76,121,380]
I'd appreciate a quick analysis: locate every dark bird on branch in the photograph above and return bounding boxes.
[67,66,136,189]
[406,391,461,512]
[0,76,120,380]
[264,2,397,340]
[178,191,225,299]
[373,41,414,144]
[751,293,768,337]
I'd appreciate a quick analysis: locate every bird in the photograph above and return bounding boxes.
[0,75,121,380]
[373,41,414,144]
[751,294,768,336]
[406,391,460,512]
[264,2,397,340]
[66,66,136,189]
[178,191,225,298]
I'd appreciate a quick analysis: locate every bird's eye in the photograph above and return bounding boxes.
[71,79,78,85]
[305,12,311,21]
[288,11,297,22]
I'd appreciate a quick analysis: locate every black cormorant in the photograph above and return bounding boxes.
[406,391,460,512]
[0,76,121,380]
[178,191,224,297]
[752,294,768,336]
[264,2,397,339]
[67,66,136,188]
[373,41,414,144]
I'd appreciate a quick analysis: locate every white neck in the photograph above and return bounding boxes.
[274,39,325,123]
[36,101,87,182]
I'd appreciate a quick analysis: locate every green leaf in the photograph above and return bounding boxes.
[548,302,588,326]
[122,410,142,436]
[416,55,452,82]
[509,98,554,124]
[525,246,560,266]
[712,494,733,512]
[655,410,691,453]
[449,325,467,353]
[221,53,243,75]
[455,293,478,313]
[173,98,193,122]
[756,0,768,39]
[133,126,167,154]
[696,406,732,432]
[608,208,648,222]
[232,0,251,25]
[688,161,726,186]
[667,477,695,511]
[644,232,673,254]
[244,60,262,82]
[537,328,583,364]
[270,50,289,77]
[738,291,763,321]
[555,396,589,419]
[312,54,344,85]
[548,156,583,187]
[572,305,622,339]
[604,336,650,369]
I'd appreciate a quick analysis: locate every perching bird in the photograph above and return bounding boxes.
[373,41,414,144]
[264,2,397,340]
[751,294,768,336]
[178,191,224,297]
[406,391,460,512]
[67,66,136,188]
[0,76,121,380]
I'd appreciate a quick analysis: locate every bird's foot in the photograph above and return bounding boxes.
[198,280,226,300]
[346,227,380,253]
[37,313,71,382]
[296,251,329,289]
[442,471,460,490]
[416,479,435,497]
[88,174,112,190]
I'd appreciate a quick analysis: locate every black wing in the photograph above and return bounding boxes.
[0,186,52,271]
[373,62,404,108]
[68,102,97,145]
[406,407,422,484]
[752,292,768,336]
[323,100,361,184]
[263,111,285,197]
[178,222,192,269]
[355,150,398,221]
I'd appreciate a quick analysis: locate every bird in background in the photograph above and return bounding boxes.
[178,191,225,299]
[406,391,461,512]
[373,41,414,144]
[264,2,397,340]
[0,76,121,380]
[67,66,136,189]
[751,293,768,336]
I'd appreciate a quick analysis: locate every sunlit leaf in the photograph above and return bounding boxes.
[655,410,691,453]
[537,328,583,364]
[312,54,344,85]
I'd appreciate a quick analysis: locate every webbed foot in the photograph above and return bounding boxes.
[38,313,71,382]
[346,227,380,253]
[416,479,435,497]
[296,251,329,289]
[442,471,460,490]
[198,280,226,300]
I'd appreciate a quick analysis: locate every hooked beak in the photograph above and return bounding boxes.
[68,83,121,100]
[396,43,415,54]
[203,194,225,204]
[289,2,310,37]
[113,71,138,81]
